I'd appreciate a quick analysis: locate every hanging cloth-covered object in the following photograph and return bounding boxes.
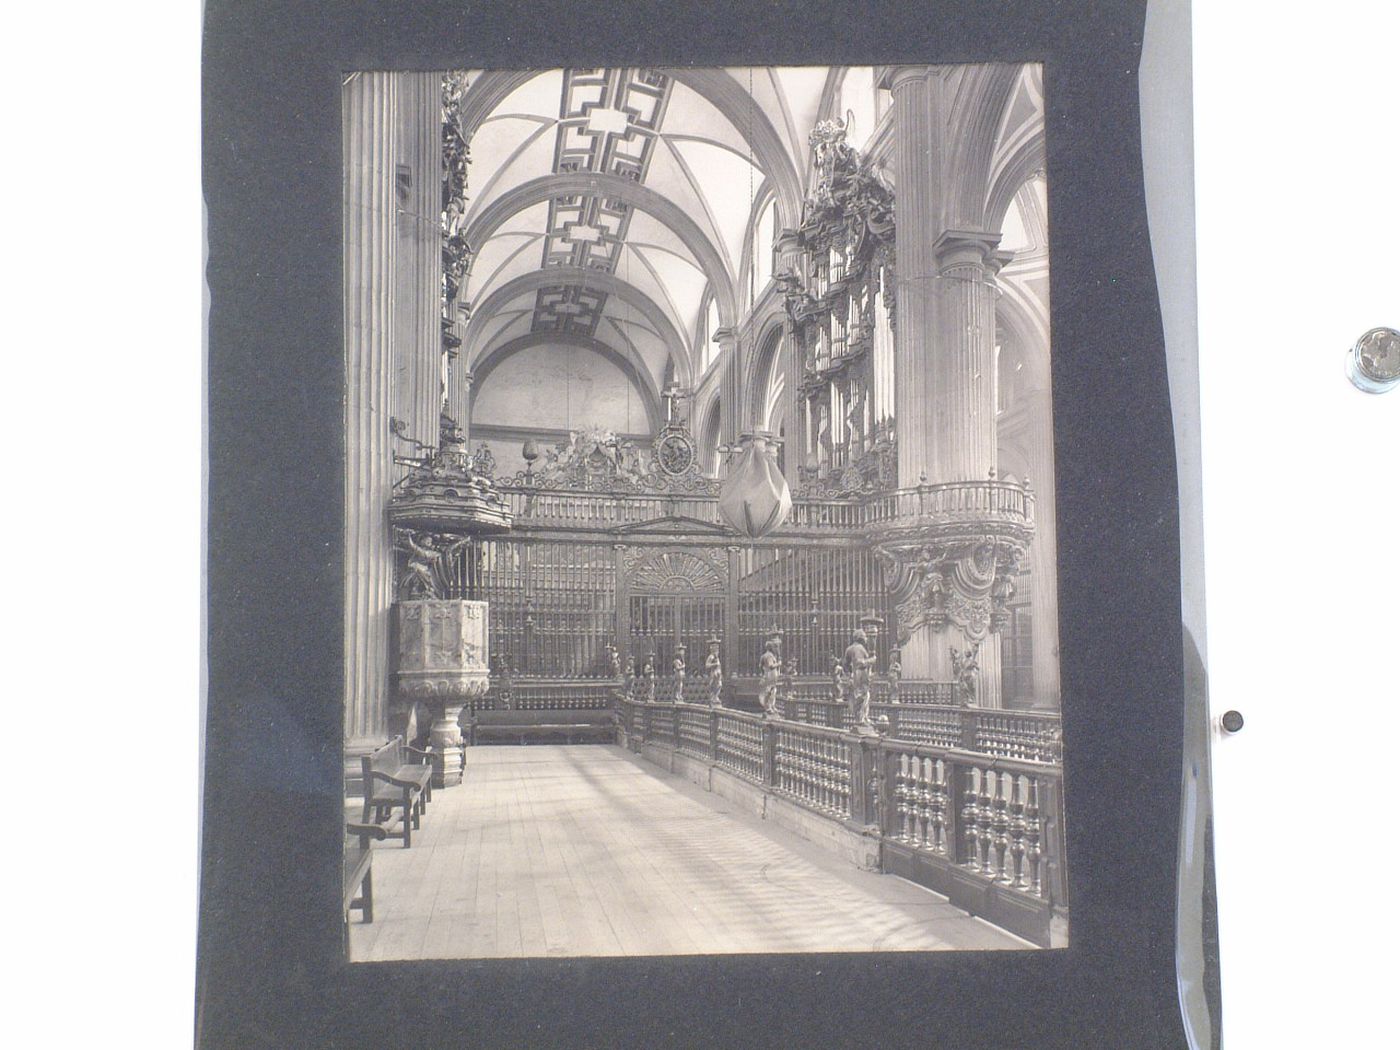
[718,432,792,539]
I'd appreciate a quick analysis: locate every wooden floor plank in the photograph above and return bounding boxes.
[351,744,1029,961]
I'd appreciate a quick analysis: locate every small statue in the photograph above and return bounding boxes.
[397,529,468,599]
[844,628,876,732]
[605,643,622,680]
[831,658,849,702]
[758,638,782,718]
[622,656,636,699]
[642,654,657,704]
[672,643,687,704]
[887,646,903,704]
[471,442,497,478]
[950,644,980,707]
[705,638,723,707]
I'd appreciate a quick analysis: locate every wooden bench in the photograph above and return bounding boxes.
[343,814,400,953]
[360,735,434,847]
[469,709,616,746]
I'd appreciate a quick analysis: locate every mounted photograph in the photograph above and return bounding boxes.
[341,62,1065,960]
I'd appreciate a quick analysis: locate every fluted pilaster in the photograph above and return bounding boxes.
[391,73,444,452]
[344,71,398,751]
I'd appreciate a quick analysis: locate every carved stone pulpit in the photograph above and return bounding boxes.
[395,599,490,787]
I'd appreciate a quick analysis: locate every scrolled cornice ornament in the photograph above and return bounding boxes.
[500,425,720,496]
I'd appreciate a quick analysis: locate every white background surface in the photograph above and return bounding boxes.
[4,3,1396,1046]
[1196,3,1398,1046]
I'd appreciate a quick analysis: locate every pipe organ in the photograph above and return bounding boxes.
[777,115,898,499]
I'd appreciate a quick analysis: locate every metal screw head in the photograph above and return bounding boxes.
[1220,710,1244,734]
[1347,327,1400,393]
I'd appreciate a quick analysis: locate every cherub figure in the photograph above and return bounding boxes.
[642,654,657,704]
[672,643,687,704]
[831,657,849,702]
[758,638,782,718]
[886,646,903,704]
[705,638,724,707]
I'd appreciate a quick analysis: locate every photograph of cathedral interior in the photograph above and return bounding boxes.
[342,63,1064,960]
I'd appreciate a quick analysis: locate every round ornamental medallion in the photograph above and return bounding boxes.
[656,432,695,475]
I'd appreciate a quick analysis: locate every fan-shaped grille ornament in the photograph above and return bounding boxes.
[629,551,724,591]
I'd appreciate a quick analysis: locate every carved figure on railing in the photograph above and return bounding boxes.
[844,628,877,733]
[471,442,496,478]
[642,654,657,703]
[672,643,686,704]
[831,658,849,702]
[396,529,470,600]
[622,656,636,699]
[705,637,723,707]
[605,643,622,680]
[758,638,782,718]
[951,644,981,707]
[887,646,903,704]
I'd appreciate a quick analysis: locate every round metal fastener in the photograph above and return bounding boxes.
[1220,710,1244,734]
[1346,326,1400,394]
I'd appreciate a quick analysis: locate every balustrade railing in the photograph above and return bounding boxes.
[496,477,1031,536]
[714,710,764,784]
[676,706,713,760]
[775,723,852,819]
[613,693,1068,945]
[862,479,1034,529]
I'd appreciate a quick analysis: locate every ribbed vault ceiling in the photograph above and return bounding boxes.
[457,65,1045,412]
[459,66,856,398]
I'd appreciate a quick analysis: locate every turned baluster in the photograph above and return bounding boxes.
[899,755,914,840]
[978,771,998,877]
[1025,776,1044,897]
[930,758,947,855]
[817,740,830,811]
[912,762,930,848]
[962,766,982,869]
[992,772,1012,884]
[1008,774,1029,890]
[912,758,928,849]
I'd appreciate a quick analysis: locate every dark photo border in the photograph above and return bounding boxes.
[201,1,1190,1046]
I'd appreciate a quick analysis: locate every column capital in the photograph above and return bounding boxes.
[876,65,948,92]
[934,228,1016,273]
[712,326,738,346]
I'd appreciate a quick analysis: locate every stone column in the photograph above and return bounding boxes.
[879,65,945,488]
[877,67,1013,694]
[715,326,741,444]
[343,72,398,763]
[931,230,1007,483]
